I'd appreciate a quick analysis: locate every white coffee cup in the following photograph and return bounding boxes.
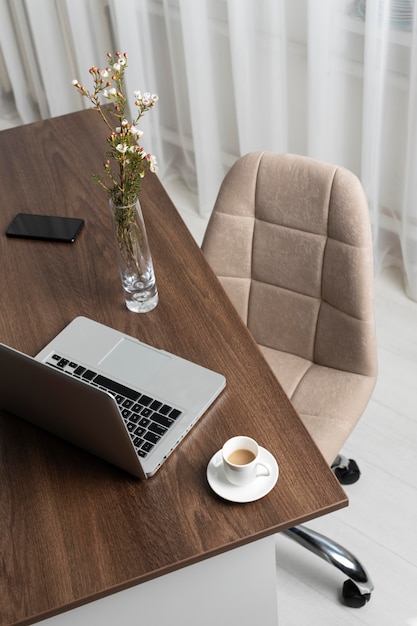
[222,436,271,487]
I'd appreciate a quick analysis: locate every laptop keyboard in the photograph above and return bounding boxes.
[46,353,183,459]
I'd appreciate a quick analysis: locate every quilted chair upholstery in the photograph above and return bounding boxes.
[202,151,378,607]
[202,151,377,465]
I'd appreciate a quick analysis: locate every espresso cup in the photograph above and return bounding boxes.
[222,436,271,487]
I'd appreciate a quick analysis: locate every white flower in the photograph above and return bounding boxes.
[133,90,142,99]
[116,143,128,153]
[152,94,159,102]
[71,79,79,85]
[103,87,117,99]
[121,119,129,127]
[113,63,121,71]
[100,70,109,78]
[115,126,121,133]
[148,154,158,172]
[130,125,143,138]
[118,57,126,66]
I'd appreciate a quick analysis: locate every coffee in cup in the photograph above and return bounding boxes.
[227,448,256,465]
[222,436,271,487]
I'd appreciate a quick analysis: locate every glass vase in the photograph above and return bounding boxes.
[109,197,158,313]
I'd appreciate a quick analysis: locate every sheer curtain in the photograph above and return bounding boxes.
[0,0,417,298]
[307,0,417,300]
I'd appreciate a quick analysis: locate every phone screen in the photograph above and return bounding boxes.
[6,213,84,243]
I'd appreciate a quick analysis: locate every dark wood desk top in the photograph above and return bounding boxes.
[0,110,347,625]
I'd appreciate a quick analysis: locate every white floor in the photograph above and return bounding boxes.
[165,178,417,626]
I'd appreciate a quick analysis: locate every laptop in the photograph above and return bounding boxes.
[0,316,226,478]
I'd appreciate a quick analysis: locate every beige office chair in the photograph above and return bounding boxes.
[202,151,378,607]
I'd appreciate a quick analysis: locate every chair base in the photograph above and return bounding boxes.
[282,525,373,607]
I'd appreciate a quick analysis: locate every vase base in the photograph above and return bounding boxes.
[125,290,159,313]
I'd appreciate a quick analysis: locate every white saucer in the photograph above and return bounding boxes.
[206,447,279,503]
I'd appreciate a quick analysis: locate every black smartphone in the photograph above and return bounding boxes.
[6,213,84,243]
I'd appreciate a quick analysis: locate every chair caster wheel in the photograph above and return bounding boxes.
[342,579,371,608]
[334,458,361,485]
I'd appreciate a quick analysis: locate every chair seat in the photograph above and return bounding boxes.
[258,344,376,464]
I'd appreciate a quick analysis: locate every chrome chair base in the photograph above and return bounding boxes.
[283,524,374,607]
[282,454,374,608]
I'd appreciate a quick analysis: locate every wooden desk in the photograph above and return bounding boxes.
[0,110,347,625]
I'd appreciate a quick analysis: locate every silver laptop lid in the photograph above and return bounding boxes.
[0,343,146,478]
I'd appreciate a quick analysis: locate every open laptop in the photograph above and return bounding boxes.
[0,316,226,478]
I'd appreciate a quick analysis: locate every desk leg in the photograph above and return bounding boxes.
[40,536,279,626]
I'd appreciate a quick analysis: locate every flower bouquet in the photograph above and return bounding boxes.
[72,52,159,312]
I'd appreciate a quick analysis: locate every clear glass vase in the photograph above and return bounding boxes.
[109,197,158,313]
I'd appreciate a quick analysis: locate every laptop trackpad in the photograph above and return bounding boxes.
[99,338,170,388]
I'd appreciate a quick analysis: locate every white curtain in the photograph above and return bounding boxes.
[1,0,417,299]
[306,0,417,300]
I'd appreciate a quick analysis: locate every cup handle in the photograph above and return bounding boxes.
[255,462,271,478]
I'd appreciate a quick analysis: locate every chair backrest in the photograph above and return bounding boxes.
[202,152,377,378]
